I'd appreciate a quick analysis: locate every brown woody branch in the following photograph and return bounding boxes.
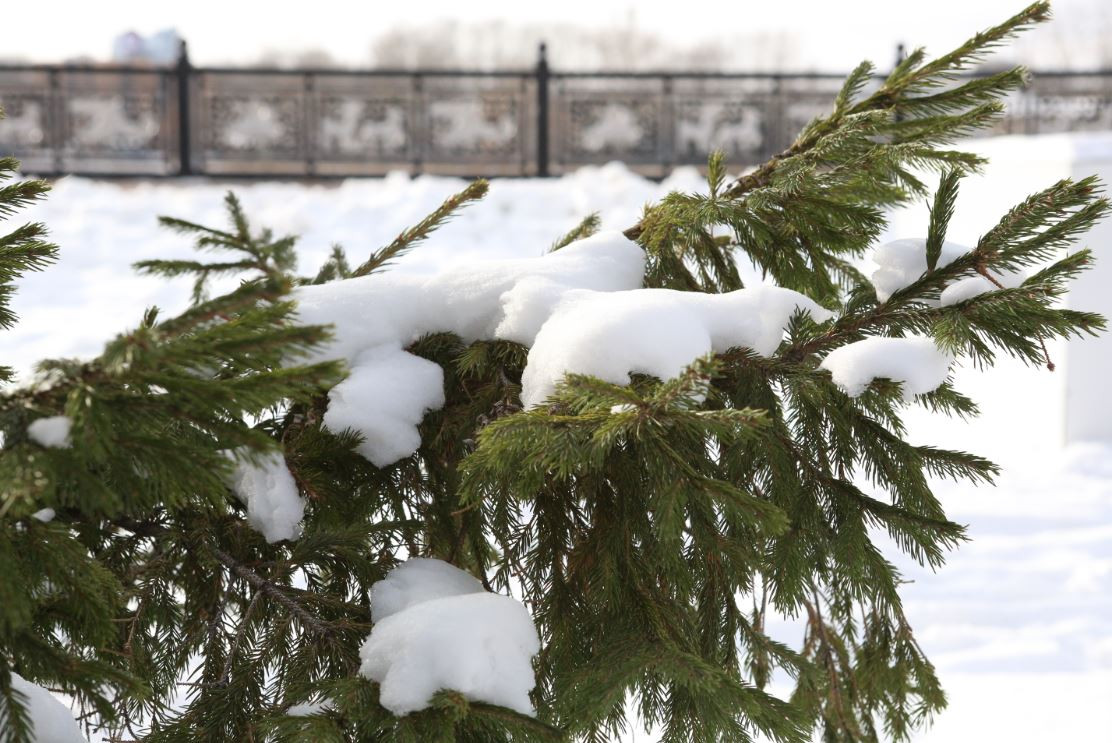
[207,544,334,637]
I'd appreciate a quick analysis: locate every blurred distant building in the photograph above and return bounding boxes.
[111,29,182,66]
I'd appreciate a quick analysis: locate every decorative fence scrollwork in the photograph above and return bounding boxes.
[1,47,1111,178]
[0,68,176,174]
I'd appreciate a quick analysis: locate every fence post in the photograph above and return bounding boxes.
[48,69,62,174]
[176,40,192,175]
[536,42,549,177]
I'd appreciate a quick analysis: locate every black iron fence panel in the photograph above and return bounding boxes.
[548,74,850,173]
[1009,73,1112,135]
[187,72,537,175]
[0,68,180,174]
[1,52,1111,178]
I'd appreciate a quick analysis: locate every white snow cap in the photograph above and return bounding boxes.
[369,557,485,623]
[31,508,55,523]
[870,238,969,303]
[287,698,332,717]
[871,237,1029,308]
[227,450,306,543]
[296,228,829,460]
[9,673,87,743]
[820,335,955,399]
[359,558,540,717]
[939,268,1026,307]
[27,416,72,448]
[324,346,445,467]
[519,286,832,408]
[294,231,645,466]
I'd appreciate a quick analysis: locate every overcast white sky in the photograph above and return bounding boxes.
[4,0,1109,69]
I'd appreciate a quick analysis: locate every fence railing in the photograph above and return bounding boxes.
[2,43,1112,178]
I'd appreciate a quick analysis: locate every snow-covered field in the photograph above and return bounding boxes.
[6,135,1112,740]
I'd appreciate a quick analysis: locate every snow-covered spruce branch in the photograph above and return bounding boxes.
[351,179,489,278]
[777,174,1108,370]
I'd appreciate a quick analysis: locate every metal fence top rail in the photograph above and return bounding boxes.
[2,62,1111,80]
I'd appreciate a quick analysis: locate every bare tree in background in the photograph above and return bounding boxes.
[1010,0,1112,68]
[368,19,802,71]
[253,48,340,69]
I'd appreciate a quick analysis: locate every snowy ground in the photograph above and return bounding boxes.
[6,137,1112,740]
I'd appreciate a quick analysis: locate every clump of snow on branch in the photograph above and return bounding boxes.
[27,416,72,448]
[369,557,484,623]
[226,450,305,543]
[31,508,55,523]
[518,286,832,408]
[940,269,1026,307]
[294,231,645,466]
[323,346,445,467]
[286,699,332,717]
[359,558,540,717]
[9,673,87,743]
[820,336,955,399]
[296,229,835,459]
[870,237,1028,308]
[870,238,968,303]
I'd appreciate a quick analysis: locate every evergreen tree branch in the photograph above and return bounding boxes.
[550,213,601,252]
[351,179,489,277]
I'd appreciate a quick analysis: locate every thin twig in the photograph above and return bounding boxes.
[804,590,861,737]
[218,590,263,686]
[977,264,1055,370]
[207,545,333,636]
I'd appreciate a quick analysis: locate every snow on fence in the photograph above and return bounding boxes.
[2,43,1112,178]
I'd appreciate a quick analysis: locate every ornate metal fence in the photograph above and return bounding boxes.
[2,45,1111,178]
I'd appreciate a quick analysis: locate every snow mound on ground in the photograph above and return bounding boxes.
[227,450,305,543]
[360,558,539,717]
[871,238,969,303]
[27,416,72,448]
[820,335,955,399]
[940,268,1026,307]
[520,286,832,408]
[370,557,484,623]
[294,231,645,466]
[10,673,87,743]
